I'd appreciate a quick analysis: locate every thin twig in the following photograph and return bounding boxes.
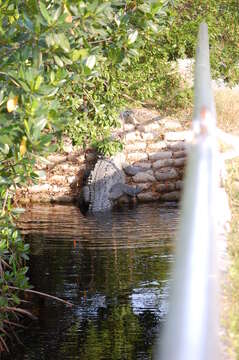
[122,93,147,105]
[8,286,73,307]
[89,37,112,45]
[0,335,9,353]
[0,258,11,270]
[1,189,9,216]
[8,323,23,347]
[3,320,26,329]
[4,306,37,319]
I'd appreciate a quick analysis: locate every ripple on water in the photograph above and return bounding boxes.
[19,203,179,250]
[13,203,179,360]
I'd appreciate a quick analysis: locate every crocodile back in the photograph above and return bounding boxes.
[87,159,125,212]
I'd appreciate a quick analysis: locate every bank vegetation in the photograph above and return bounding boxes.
[1,0,239,355]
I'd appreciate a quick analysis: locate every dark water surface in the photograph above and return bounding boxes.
[14,203,179,360]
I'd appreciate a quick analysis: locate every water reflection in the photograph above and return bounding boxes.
[13,203,178,360]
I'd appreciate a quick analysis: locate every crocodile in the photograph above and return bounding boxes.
[80,157,141,213]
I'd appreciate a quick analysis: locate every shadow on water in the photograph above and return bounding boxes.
[9,203,179,360]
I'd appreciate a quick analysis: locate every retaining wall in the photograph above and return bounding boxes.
[16,109,190,205]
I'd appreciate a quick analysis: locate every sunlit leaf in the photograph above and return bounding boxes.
[7,96,18,113]
[57,33,71,53]
[20,136,27,156]
[33,48,43,69]
[52,7,61,21]
[18,80,31,92]
[86,55,96,69]
[65,14,72,23]
[54,55,64,67]
[128,30,138,44]
[45,33,55,47]
[24,120,30,135]
[39,1,52,24]
[34,75,43,90]
[0,144,10,154]
[72,49,88,61]
[34,117,47,133]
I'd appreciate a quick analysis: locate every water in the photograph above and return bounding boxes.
[13,203,179,360]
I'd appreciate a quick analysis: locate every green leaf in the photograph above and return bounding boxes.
[34,75,43,90]
[0,135,12,146]
[148,21,159,33]
[0,144,9,154]
[39,2,52,24]
[52,7,62,21]
[61,56,72,65]
[54,55,64,67]
[45,33,55,47]
[34,117,47,134]
[86,55,96,69]
[50,71,55,83]
[128,30,138,45]
[45,87,59,97]
[72,49,88,61]
[23,13,34,31]
[57,33,70,53]
[138,3,151,14]
[18,80,30,92]
[24,120,30,135]
[0,89,4,105]
[33,48,43,69]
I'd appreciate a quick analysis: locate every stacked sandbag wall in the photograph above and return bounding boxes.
[113,109,190,204]
[15,109,190,205]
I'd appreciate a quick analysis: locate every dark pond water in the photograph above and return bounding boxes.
[13,203,179,360]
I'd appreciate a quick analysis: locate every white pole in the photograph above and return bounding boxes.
[156,22,220,360]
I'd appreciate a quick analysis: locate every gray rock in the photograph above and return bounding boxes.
[124,123,135,131]
[133,171,155,183]
[28,184,51,193]
[147,141,167,152]
[152,159,174,170]
[124,165,144,176]
[124,142,146,152]
[135,183,152,191]
[165,131,191,141]
[175,180,184,190]
[149,151,173,161]
[134,161,152,170]
[173,150,187,158]
[137,192,160,202]
[161,191,180,201]
[125,131,141,142]
[173,158,186,167]
[155,168,178,181]
[163,119,182,130]
[155,183,175,193]
[137,119,161,133]
[168,142,187,151]
[140,132,155,141]
[127,152,148,163]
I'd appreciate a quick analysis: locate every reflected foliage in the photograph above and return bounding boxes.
[10,204,177,359]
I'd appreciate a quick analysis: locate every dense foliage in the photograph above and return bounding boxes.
[164,0,239,83]
[1,0,239,352]
[0,0,178,350]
